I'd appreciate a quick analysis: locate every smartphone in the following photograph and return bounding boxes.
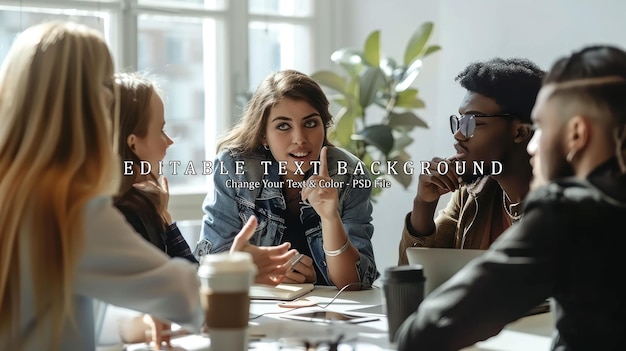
[280,310,379,324]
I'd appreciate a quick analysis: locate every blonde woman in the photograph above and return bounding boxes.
[0,22,204,350]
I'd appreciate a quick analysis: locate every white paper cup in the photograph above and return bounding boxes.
[197,252,257,351]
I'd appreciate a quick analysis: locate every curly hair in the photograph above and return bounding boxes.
[455,58,545,123]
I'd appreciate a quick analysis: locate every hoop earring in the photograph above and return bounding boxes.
[566,149,577,163]
[263,144,270,151]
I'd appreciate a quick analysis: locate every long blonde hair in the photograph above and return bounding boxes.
[0,21,120,349]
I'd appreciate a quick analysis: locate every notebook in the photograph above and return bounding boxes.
[250,283,315,301]
[406,247,486,296]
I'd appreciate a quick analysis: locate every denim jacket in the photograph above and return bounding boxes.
[195,146,379,286]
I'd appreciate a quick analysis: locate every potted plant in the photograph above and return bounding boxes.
[311,22,440,196]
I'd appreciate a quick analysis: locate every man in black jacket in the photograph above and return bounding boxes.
[396,45,626,351]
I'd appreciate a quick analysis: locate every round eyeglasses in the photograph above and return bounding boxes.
[449,113,515,138]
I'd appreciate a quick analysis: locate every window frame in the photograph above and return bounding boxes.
[0,0,337,221]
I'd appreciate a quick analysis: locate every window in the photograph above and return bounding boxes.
[0,0,333,219]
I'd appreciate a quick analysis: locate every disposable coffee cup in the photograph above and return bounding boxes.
[381,265,425,342]
[197,252,257,351]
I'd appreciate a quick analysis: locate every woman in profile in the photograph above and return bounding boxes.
[112,72,198,348]
[113,71,296,285]
[196,69,379,289]
[113,72,197,263]
[0,22,203,351]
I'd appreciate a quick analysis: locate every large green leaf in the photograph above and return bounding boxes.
[405,98,426,109]
[361,152,374,167]
[359,153,384,201]
[388,150,413,188]
[331,96,348,108]
[331,106,356,147]
[331,49,363,77]
[345,76,359,102]
[380,57,397,78]
[404,22,434,66]
[363,30,380,67]
[311,21,441,197]
[391,168,413,189]
[392,132,414,150]
[339,76,363,118]
[358,66,385,110]
[422,45,442,58]
[328,82,357,109]
[395,89,426,109]
[311,70,346,94]
[395,89,427,109]
[394,59,423,92]
[388,111,429,130]
[395,88,417,103]
[352,124,394,156]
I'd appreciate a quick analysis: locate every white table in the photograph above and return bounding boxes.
[248,285,391,350]
[462,311,553,351]
[120,286,554,350]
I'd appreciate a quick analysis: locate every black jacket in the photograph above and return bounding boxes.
[396,158,626,351]
[115,194,198,264]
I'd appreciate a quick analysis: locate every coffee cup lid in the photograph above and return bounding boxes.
[198,252,257,277]
[381,265,425,283]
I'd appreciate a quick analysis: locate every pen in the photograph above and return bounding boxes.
[287,253,305,272]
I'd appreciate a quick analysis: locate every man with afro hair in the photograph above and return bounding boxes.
[398,57,545,264]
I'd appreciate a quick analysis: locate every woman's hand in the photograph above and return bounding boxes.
[230,216,298,285]
[301,146,339,220]
[142,314,173,350]
[281,254,317,284]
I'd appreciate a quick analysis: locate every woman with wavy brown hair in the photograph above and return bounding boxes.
[197,69,379,289]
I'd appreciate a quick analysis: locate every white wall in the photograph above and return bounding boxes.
[337,0,626,275]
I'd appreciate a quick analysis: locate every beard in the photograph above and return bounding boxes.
[534,156,574,188]
[461,172,483,184]
[459,150,508,184]
[456,158,500,184]
[553,158,575,180]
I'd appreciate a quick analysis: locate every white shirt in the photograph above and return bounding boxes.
[4,196,204,351]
